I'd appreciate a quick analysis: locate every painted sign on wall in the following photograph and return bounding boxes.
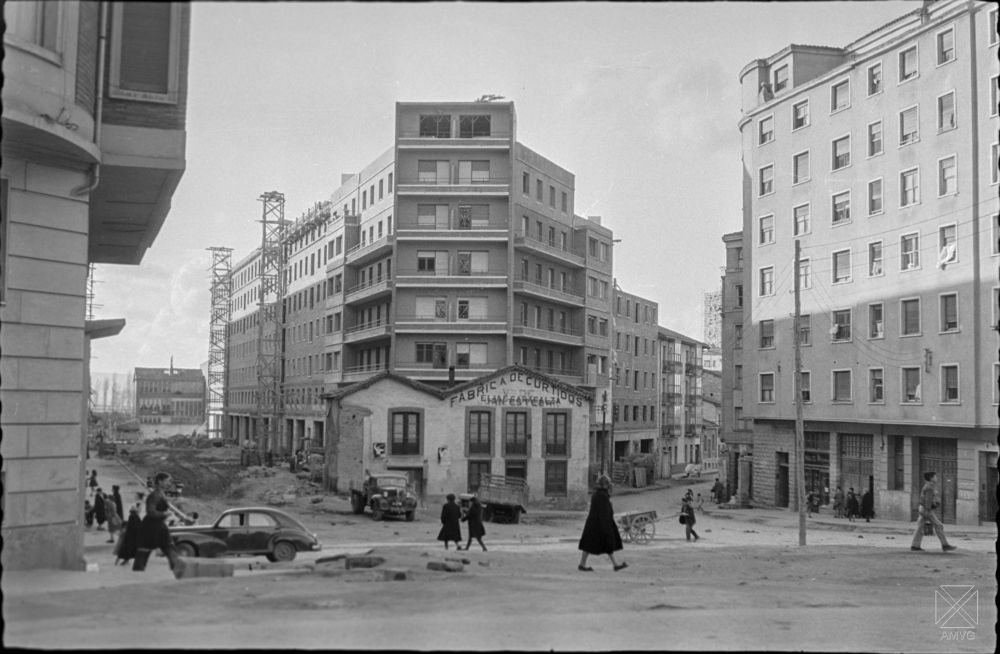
[447,370,586,408]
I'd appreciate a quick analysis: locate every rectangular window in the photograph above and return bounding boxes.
[798,314,811,346]
[938,224,957,265]
[799,371,812,403]
[6,2,61,52]
[832,370,852,402]
[899,106,919,145]
[793,151,809,184]
[504,411,529,456]
[868,241,883,277]
[832,191,851,225]
[417,160,449,184]
[936,27,955,65]
[867,62,882,95]
[759,165,774,196]
[793,204,810,236]
[868,121,883,157]
[734,324,743,348]
[734,365,743,389]
[735,284,743,308]
[390,411,421,455]
[992,143,999,185]
[561,191,568,212]
[832,309,851,341]
[420,114,451,138]
[940,365,959,403]
[832,249,851,283]
[759,115,774,144]
[759,373,775,403]
[544,412,569,456]
[940,293,958,332]
[992,8,999,46]
[798,258,811,290]
[759,267,774,296]
[900,168,920,207]
[456,343,487,369]
[522,172,530,194]
[458,160,490,184]
[416,342,447,368]
[831,79,850,112]
[459,114,491,137]
[868,178,883,215]
[467,410,492,456]
[832,135,851,170]
[899,45,918,82]
[902,367,921,403]
[0,179,6,303]
[938,156,957,196]
[938,91,956,131]
[549,185,556,208]
[544,461,567,497]
[759,319,774,348]
[992,75,999,117]
[792,100,809,130]
[901,233,920,270]
[109,3,181,103]
[900,298,921,336]
[869,369,884,403]
[759,214,774,244]
[773,65,789,93]
[468,460,491,494]
[869,302,884,338]
[536,179,543,201]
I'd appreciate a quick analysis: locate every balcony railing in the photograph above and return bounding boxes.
[512,276,585,303]
[342,319,393,343]
[344,276,392,297]
[512,324,585,345]
[397,175,510,186]
[395,315,508,332]
[396,216,507,232]
[395,266,508,285]
[397,129,513,140]
[345,235,394,263]
[513,231,586,266]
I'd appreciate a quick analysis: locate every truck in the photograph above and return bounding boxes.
[476,473,528,524]
[349,472,418,522]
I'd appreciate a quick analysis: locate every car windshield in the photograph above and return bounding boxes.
[376,477,407,488]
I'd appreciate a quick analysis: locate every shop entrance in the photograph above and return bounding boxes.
[979,452,998,524]
[775,452,789,508]
[805,431,831,504]
[918,438,957,524]
[839,433,873,499]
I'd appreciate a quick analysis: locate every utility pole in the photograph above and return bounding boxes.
[793,239,807,546]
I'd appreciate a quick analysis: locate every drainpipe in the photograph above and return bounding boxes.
[72,1,109,196]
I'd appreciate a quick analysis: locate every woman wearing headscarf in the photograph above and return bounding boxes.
[437,494,463,550]
[461,495,487,552]
[577,475,627,572]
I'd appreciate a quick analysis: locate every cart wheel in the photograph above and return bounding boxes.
[633,516,655,544]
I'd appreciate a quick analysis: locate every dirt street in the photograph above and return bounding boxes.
[3,449,994,651]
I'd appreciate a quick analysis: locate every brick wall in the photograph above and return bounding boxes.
[74,0,99,114]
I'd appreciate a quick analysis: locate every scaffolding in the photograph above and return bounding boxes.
[254,191,289,464]
[206,247,233,440]
[85,263,102,320]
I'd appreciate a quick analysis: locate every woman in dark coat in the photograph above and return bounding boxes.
[845,488,860,522]
[461,496,487,552]
[111,485,124,521]
[577,475,627,571]
[132,472,185,576]
[93,488,107,529]
[115,506,142,566]
[860,489,874,522]
[437,494,462,550]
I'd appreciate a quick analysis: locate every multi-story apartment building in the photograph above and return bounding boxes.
[720,230,752,500]
[133,365,206,438]
[656,327,707,477]
[1,2,190,569]
[610,285,660,463]
[223,100,616,494]
[737,0,997,524]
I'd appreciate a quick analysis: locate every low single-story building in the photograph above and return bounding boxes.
[321,365,594,510]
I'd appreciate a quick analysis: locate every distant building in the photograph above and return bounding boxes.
[656,326,708,477]
[610,284,659,467]
[134,364,207,437]
[702,290,722,349]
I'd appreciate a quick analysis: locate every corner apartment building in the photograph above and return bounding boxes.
[223,101,616,490]
[610,285,660,464]
[134,365,206,438]
[737,0,997,524]
[1,2,190,569]
[656,327,707,477]
[720,231,753,501]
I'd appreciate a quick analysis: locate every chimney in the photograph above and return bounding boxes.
[587,215,602,225]
[170,356,174,375]
[448,366,456,387]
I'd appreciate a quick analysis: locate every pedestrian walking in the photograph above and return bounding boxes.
[711,478,725,504]
[910,471,957,552]
[696,493,705,514]
[845,488,859,522]
[83,499,95,528]
[833,486,845,518]
[104,492,123,543]
[93,488,107,530]
[681,496,699,541]
[461,495,487,552]
[437,493,462,550]
[111,485,124,521]
[115,506,142,566]
[861,489,874,522]
[88,470,98,497]
[132,472,187,577]
[577,475,627,571]
[806,490,817,516]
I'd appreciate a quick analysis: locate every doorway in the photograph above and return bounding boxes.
[918,438,957,524]
[979,452,998,525]
[775,452,789,508]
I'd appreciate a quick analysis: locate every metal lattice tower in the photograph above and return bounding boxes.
[85,263,102,320]
[255,191,289,461]
[702,290,722,349]
[207,246,233,440]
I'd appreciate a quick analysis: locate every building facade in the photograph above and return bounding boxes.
[656,327,707,477]
[720,230,753,501]
[133,365,206,439]
[737,0,997,524]
[610,285,660,465]
[1,1,190,569]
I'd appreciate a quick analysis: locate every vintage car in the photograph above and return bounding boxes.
[349,472,418,521]
[170,507,321,562]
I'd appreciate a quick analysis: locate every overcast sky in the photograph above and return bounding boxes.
[90,1,916,375]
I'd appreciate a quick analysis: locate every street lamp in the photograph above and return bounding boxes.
[601,391,608,477]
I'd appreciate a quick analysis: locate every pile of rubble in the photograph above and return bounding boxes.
[235,466,326,507]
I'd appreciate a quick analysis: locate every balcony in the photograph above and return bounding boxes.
[396,175,510,197]
[395,267,508,288]
[394,315,508,334]
[684,362,702,376]
[512,324,585,347]
[344,277,393,305]
[661,426,680,438]
[396,129,512,150]
[662,360,680,374]
[395,218,508,242]
[345,235,394,266]
[512,276,585,306]
[394,361,498,382]
[519,364,584,386]
[342,363,389,383]
[513,231,586,268]
[342,319,393,344]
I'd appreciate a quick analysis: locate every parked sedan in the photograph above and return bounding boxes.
[170,507,321,562]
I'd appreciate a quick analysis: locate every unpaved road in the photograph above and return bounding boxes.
[4,453,994,651]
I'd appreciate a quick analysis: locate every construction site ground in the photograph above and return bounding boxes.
[3,443,995,651]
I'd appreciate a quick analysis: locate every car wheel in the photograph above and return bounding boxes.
[175,542,197,558]
[405,511,415,522]
[271,541,297,562]
[372,507,384,521]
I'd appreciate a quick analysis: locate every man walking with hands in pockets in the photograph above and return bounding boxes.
[910,471,957,552]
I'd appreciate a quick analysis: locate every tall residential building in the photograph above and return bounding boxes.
[1,2,190,569]
[134,364,206,438]
[720,230,751,501]
[656,327,707,477]
[737,0,997,524]
[223,100,615,483]
[610,284,660,464]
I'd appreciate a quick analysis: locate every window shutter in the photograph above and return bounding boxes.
[120,3,172,94]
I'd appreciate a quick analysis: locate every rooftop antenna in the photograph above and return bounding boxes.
[475,94,505,102]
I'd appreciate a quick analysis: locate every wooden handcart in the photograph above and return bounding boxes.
[615,510,657,544]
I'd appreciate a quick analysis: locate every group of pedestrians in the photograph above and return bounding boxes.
[437,493,488,552]
[829,486,875,522]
